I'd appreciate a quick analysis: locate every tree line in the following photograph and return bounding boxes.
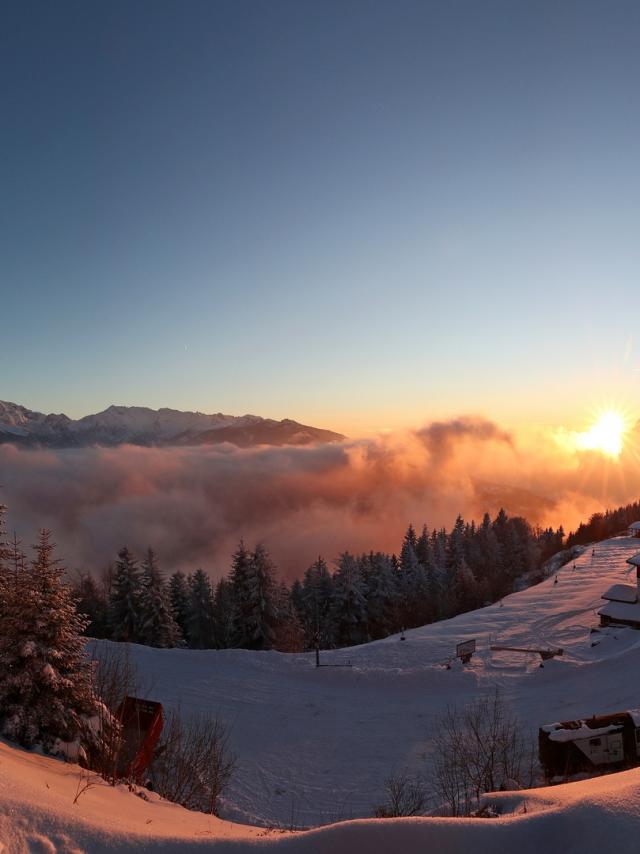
[566,499,640,547]
[71,509,565,652]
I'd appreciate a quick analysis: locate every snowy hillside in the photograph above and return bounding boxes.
[5,534,640,852]
[0,401,345,448]
[86,535,640,827]
[4,735,640,853]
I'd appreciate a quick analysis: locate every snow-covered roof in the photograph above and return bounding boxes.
[629,710,640,728]
[545,722,622,743]
[629,522,640,531]
[602,583,637,604]
[627,554,640,567]
[598,600,640,623]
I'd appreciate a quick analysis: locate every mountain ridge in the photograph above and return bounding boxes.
[0,401,345,449]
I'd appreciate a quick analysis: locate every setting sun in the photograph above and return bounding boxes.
[575,410,627,458]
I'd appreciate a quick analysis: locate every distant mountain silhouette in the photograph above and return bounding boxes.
[0,401,345,449]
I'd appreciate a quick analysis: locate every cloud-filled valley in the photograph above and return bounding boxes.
[1,415,639,579]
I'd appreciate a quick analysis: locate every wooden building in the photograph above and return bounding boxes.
[598,553,640,629]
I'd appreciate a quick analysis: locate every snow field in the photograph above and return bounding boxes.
[4,535,640,851]
[93,536,640,827]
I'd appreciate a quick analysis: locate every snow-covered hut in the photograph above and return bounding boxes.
[539,710,640,780]
[598,554,640,628]
[629,522,640,538]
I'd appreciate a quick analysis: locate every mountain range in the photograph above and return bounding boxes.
[0,401,345,449]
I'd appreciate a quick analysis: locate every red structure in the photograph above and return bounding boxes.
[116,697,164,782]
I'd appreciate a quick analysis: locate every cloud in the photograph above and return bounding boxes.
[415,417,513,463]
[1,417,639,580]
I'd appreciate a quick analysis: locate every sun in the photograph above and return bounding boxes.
[575,410,628,458]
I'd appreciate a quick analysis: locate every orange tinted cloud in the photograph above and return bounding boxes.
[1,416,639,579]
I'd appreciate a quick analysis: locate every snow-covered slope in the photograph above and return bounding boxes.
[5,713,640,853]
[91,536,640,828]
[4,535,640,852]
[0,401,345,448]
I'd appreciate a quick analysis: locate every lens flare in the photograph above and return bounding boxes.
[575,410,627,458]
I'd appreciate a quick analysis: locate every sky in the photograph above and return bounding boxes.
[2,0,640,436]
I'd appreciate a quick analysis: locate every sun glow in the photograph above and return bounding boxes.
[575,410,628,458]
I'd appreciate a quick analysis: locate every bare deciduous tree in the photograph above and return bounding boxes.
[150,709,235,815]
[430,689,535,816]
[374,770,428,817]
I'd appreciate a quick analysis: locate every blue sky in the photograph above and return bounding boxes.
[2,0,639,432]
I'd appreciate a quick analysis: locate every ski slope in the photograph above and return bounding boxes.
[4,534,640,853]
[91,535,640,827]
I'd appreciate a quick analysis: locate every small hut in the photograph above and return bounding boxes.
[598,554,640,628]
[628,522,640,538]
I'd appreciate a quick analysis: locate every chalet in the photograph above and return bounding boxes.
[598,553,640,628]
[539,709,640,780]
[629,522,640,538]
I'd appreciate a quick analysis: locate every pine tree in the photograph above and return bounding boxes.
[169,571,191,644]
[73,572,109,638]
[245,544,278,651]
[229,540,252,647]
[108,547,142,642]
[398,535,426,627]
[361,552,397,639]
[300,556,335,648]
[212,578,234,649]
[138,549,181,648]
[0,506,13,612]
[272,582,304,652]
[187,569,215,649]
[331,552,367,647]
[0,530,101,757]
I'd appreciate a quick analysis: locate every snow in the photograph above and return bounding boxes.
[598,600,640,623]
[545,723,622,743]
[0,401,344,448]
[5,738,640,852]
[601,583,637,603]
[84,536,640,830]
[5,535,640,850]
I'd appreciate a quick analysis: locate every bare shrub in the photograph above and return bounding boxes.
[150,708,235,815]
[88,644,138,781]
[374,770,428,817]
[430,689,535,816]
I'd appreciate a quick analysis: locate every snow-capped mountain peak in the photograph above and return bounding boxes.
[0,401,345,448]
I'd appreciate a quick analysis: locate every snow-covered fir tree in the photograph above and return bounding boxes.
[212,577,235,648]
[299,556,335,647]
[360,552,396,640]
[168,570,191,643]
[331,552,368,647]
[0,529,101,757]
[187,569,216,649]
[272,581,304,652]
[229,540,252,647]
[73,571,109,638]
[108,547,142,642]
[245,544,278,650]
[398,527,427,626]
[138,549,181,648]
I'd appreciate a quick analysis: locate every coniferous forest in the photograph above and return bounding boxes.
[9,498,639,659]
[69,510,566,653]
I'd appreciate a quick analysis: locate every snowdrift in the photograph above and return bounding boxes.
[4,535,640,851]
[3,737,640,853]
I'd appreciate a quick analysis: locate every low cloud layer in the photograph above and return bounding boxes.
[1,415,639,580]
